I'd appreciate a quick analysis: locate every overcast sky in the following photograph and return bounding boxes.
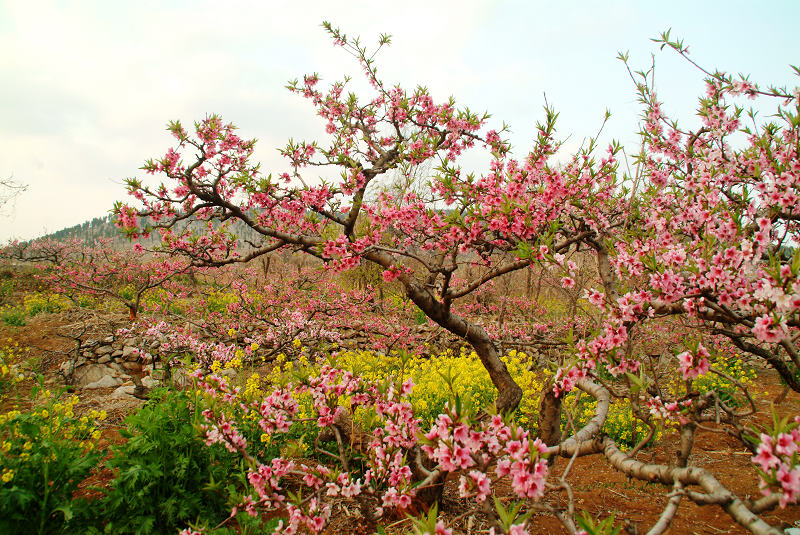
[1,0,797,242]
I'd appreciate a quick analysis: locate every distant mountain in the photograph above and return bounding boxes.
[37,213,272,251]
[45,214,122,242]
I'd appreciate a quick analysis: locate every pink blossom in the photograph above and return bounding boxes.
[753,441,780,472]
[752,315,786,343]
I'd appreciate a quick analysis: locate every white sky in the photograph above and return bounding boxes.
[1,0,797,241]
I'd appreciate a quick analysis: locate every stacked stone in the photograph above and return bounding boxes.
[59,335,160,398]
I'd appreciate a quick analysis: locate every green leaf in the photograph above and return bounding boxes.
[625,372,644,394]
[53,503,73,521]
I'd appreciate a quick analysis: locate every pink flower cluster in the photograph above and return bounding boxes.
[421,409,549,501]
[676,343,711,380]
[188,362,555,535]
[752,416,800,508]
[202,409,247,453]
[646,396,692,425]
[193,366,426,533]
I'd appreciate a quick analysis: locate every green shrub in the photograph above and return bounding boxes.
[0,388,104,535]
[96,388,244,534]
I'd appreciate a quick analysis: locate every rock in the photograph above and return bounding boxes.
[220,368,237,378]
[104,335,114,344]
[97,355,111,364]
[72,363,118,387]
[139,352,153,364]
[112,349,123,358]
[112,385,136,399]
[121,361,142,373]
[122,345,139,361]
[110,362,128,375]
[60,357,86,375]
[141,375,160,389]
[84,374,122,389]
[122,380,133,386]
[82,350,93,358]
[96,345,113,356]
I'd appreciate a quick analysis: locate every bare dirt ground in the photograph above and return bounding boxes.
[3,314,799,534]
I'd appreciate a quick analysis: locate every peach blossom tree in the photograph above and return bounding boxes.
[117,25,799,535]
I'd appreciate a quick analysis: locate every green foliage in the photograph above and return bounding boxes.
[1,305,25,326]
[206,515,283,535]
[576,511,622,535]
[563,393,660,451]
[95,388,243,535]
[0,342,26,394]
[492,497,532,533]
[0,278,15,303]
[118,284,136,301]
[695,355,757,408]
[23,292,70,316]
[412,305,427,325]
[0,292,71,326]
[141,288,188,316]
[204,290,238,315]
[0,387,104,535]
[407,503,443,535]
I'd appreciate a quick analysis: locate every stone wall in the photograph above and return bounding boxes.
[59,334,159,398]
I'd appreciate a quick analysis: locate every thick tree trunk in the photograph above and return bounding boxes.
[465,327,523,413]
[403,280,523,413]
[363,250,524,414]
[538,380,563,463]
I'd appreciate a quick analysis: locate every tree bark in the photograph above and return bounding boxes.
[538,380,563,464]
[366,250,524,414]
